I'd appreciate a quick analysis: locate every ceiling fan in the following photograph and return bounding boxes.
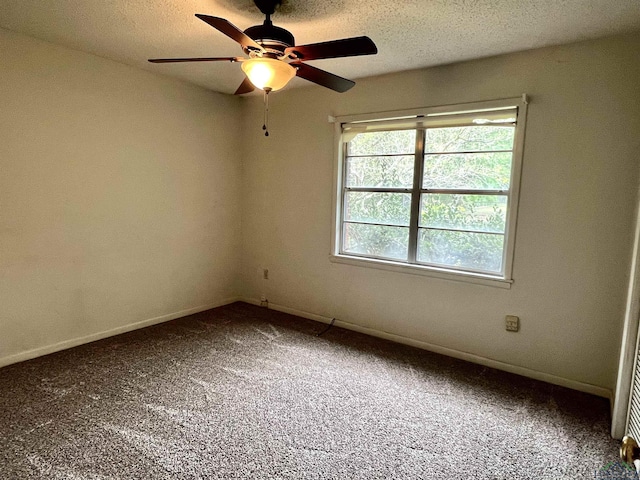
[148,0,378,95]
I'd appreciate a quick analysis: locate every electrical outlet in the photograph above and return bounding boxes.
[263,269,269,280]
[505,315,519,332]
[260,295,268,307]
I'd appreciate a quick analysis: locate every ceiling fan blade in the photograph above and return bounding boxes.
[195,14,264,53]
[234,77,255,95]
[294,62,355,93]
[285,36,377,61]
[148,57,241,63]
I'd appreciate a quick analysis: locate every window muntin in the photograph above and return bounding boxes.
[343,223,409,261]
[335,99,526,281]
[422,152,513,190]
[345,192,412,226]
[346,156,414,188]
[416,229,505,273]
[419,194,508,233]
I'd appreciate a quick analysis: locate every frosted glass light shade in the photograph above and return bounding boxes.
[241,58,296,91]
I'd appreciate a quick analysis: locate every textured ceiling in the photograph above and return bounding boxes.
[2,0,640,95]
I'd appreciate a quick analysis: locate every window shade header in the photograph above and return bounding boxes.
[337,96,527,139]
[342,108,518,136]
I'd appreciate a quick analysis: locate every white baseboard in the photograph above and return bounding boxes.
[241,297,332,323]
[242,297,612,400]
[5,296,612,401]
[0,296,241,369]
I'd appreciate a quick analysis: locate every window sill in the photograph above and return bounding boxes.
[329,254,513,289]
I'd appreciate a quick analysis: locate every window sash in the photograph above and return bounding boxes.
[333,97,528,284]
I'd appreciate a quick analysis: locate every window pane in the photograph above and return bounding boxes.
[346,155,414,188]
[425,126,515,153]
[417,229,504,273]
[345,192,411,226]
[423,152,512,190]
[420,194,507,234]
[343,223,408,261]
[348,130,416,156]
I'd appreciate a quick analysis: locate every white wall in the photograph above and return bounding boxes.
[0,28,243,366]
[240,33,640,394]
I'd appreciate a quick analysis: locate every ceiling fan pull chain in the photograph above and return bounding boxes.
[263,88,271,137]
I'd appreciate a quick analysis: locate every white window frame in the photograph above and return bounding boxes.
[330,96,528,289]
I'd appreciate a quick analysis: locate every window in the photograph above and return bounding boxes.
[331,97,528,286]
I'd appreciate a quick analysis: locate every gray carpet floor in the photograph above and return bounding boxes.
[0,302,621,479]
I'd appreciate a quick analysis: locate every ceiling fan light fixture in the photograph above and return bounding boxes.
[241,57,296,91]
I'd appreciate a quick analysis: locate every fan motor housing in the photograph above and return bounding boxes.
[244,24,294,53]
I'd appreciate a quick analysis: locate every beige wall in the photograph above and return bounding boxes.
[240,33,640,394]
[0,28,243,365]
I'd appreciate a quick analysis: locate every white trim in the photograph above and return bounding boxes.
[503,98,528,279]
[329,254,512,289]
[330,119,343,261]
[612,184,640,438]
[331,96,528,286]
[0,297,241,369]
[244,297,611,400]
